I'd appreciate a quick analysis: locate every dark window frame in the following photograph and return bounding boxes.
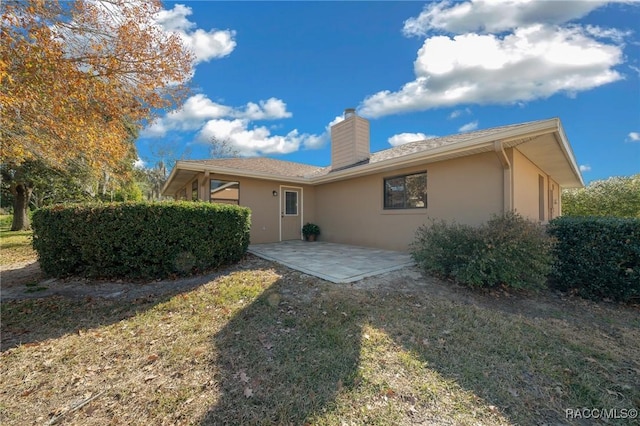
[383,171,427,210]
[191,180,198,201]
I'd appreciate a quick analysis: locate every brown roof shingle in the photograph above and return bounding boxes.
[182,119,549,179]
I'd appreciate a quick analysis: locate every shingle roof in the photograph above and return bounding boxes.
[369,121,538,164]
[181,119,549,179]
[180,158,329,178]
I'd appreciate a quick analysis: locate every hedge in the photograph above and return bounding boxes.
[547,216,640,302]
[32,202,251,279]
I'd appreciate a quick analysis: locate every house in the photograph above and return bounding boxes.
[162,109,584,251]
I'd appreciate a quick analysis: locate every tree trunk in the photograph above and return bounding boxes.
[11,182,33,231]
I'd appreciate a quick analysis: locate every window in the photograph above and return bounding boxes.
[191,180,198,201]
[210,179,240,204]
[284,191,298,215]
[384,172,427,209]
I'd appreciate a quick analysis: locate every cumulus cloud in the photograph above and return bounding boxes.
[359,0,628,118]
[198,119,323,156]
[627,131,640,142]
[156,4,236,64]
[142,94,333,156]
[579,164,592,172]
[458,121,479,132]
[402,0,611,36]
[388,132,436,147]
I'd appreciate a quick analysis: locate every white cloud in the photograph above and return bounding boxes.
[156,4,236,64]
[360,1,627,118]
[142,94,293,137]
[388,132,436,147]
[197,119,323,156]
[134,157,146,169]
[580,164,592,172]
[142,94,333,155]
[627,131,640,142]
[458,121,479,132]
[240,98,292,120]
[448,107,471,119]
[402,0,611,36]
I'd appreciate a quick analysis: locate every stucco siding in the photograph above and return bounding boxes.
[512,148,549,222]
[315,152,504,251]
[174,173,316,245]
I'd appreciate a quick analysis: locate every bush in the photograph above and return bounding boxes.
[548,216,640,302]
[411,212,553,290]
[32,202,251,279]
[562,174,640,218]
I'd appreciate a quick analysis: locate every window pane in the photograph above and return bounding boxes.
[384,172,427,209]
[285,191,298,215]
[406,173,427,208]
[192,180,198,201]
[384,177,405,209]
[210,179,240,205]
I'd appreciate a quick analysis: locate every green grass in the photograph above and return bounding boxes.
[0,214,36,266]
[0,257,638,425]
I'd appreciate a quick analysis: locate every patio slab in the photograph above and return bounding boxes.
[248,240,414,283]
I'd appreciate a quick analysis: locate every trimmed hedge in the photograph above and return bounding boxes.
[411,212,553,290]
[548,216,640,302]
[32,202,251,279]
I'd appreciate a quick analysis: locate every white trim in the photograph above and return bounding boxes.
[278,185,304,241]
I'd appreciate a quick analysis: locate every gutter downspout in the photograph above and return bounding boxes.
[494,140,512,213]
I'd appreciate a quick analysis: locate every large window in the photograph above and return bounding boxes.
[384,172,427,209]
[210,179,240,204]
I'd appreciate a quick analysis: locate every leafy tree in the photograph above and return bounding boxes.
[1,0,193,229]
[562,174,640,218]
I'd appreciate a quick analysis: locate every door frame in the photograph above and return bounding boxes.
[279,185,304,241]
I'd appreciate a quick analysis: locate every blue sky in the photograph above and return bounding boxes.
[138,0,640,184]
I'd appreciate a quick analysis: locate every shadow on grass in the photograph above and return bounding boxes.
[201,278,365,424]
[202,270,640,425]
[0,266,240,352]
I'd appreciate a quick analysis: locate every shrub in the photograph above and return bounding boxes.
[32,202,251,279]
[411,212,553,290]
[548,216,640,302]
[562,174,640,218]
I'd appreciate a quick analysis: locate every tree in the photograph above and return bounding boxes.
[1,0,193,229]
[209,136,240,159]
[562,174,640,218]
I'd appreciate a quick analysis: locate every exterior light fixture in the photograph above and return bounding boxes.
[272,190,278,197]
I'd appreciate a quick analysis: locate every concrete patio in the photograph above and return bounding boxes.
[248,240,414,283]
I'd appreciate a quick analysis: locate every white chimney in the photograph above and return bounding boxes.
[330,108,370,170]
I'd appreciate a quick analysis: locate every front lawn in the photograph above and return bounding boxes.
[0,214,37,266]
[1,256,638,425]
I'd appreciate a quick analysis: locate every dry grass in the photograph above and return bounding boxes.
[1,253,639,425]
[0,215,37,266]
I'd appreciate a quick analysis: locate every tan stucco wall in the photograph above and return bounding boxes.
[174,174,316,245]
[171,148,564,251]
[511,148,550,222]
[315,152,504,251]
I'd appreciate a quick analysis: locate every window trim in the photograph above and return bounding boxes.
[383,171,428,210]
